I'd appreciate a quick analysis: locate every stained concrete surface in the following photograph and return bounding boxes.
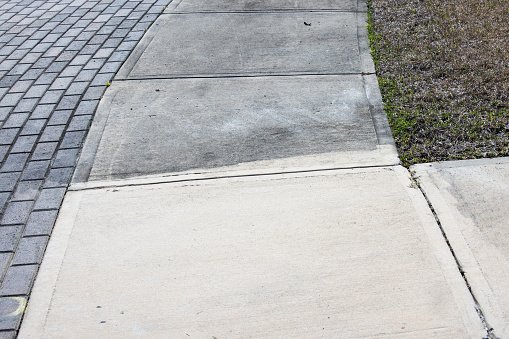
[170,0,360,12]
[124,12,364,78]
[413,158,509,337]
[87,76,383,181]
[20,167,484,338]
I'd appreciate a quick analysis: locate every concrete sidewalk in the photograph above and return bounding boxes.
[413,158,509,338]
[16,0,498,337]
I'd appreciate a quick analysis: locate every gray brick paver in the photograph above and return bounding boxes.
[52,148,80,168]
[11,236,49,265]
[0,264,39,296]
[23,210,58,236]
[33,187,66,210]
[20,120,46,136]
[0,0,171,332]
[47,110,72,126]
[2,113,29,128]
[0,173,21,192]
[20,160,50,181]
[11,180,42,202]
[31,142,58,161]
[0,226,22,252]
[0,201,33,225]
[0,153,29,173]
[0,127,18,145]
[10,135,37,154]
[13,98,38,113]
[0,297,25,330]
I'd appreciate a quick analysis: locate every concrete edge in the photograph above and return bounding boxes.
[363,74,396,147]
[356,11,375,75]
[356,8,397,147]
[118,72,368,81]
[164,0,185,12]
[72,145,399,190]
[413,157,509,171]
[393,166,486,338]
[71,86,119,184]
[168,9,367,14]
[411,162,506,337]
[17,192,84,339]
[167,0,366,14]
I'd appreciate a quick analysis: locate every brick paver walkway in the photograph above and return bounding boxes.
[0,0,170,336]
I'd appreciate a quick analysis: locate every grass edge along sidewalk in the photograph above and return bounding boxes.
[367,0,509,166]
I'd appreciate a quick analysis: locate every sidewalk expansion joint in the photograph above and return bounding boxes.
[115,72,376,81]
[167,10,369,15]
[410,171,500,339]
[70,163,401,192]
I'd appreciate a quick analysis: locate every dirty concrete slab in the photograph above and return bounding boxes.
[413,158,509,338]
[123,12,365,79]
[84,76,391,181]
[20,167,484,338]
[169,0,360,13]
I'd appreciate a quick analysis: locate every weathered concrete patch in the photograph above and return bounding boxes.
[123,12,365,78]
[85,76,390,181]
[170,0,359,12]
[20,167,484,338]
[412,157,509,338]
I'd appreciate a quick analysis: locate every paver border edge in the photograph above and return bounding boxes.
[115,11,168,80]
[356,11,375,75]
[363,74,396,147]
[72,86,119,184]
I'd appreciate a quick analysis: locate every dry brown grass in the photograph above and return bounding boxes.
[368,0,509,165]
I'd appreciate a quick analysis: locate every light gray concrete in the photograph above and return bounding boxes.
[20,167,484,338]
[169,0,360,13]
[123,12,366,79]
[85,76,395,181]
[412,157,509,338]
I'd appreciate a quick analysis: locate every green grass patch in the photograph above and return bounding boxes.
[367,0,509,166]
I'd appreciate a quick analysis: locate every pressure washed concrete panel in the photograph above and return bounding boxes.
[86,76,386,181]
[20,167,484,338]
[413,158,509,337]
[170,0,360,12]
[123,12,364,78]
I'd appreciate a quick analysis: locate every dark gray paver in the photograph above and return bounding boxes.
[0,265,38,296]
[23,210,58,237]
[0,297,25,331]
[0,226,22,252]
[0,0,171,333]
[12,236,49,265]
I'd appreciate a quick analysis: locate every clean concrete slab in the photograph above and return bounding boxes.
[20,166,484,338]
[170,0,359,13]
[413,157,509,337]
[85,76,391,181]
[123,12,365,79]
